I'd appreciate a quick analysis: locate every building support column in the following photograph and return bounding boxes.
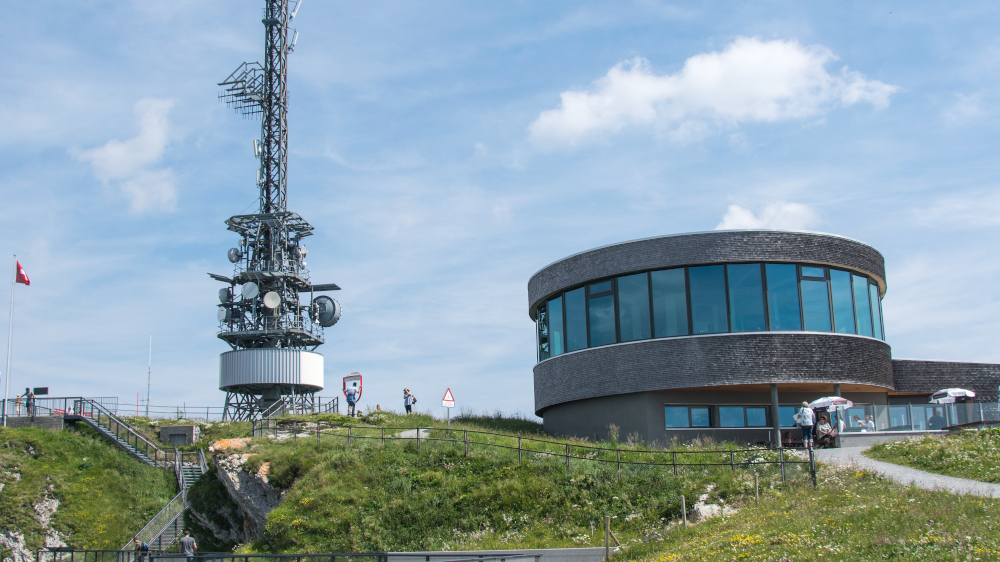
[771,383,782,448]
[833,384,841,397]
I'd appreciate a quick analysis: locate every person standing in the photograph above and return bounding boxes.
[132,537,148,562]
[403,388,414,414]
[795,401,815,449]
[14,394,22,416]
[24,388,34,420]
[345,382,359,417]
[178,531,197,562]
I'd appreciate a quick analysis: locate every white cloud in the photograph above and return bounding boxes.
[942,92,987,125]
[529,37,899,148]
[77,98,177,213]
[715,202,819,230]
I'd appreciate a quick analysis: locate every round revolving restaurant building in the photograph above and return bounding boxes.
[528,230,1000,444]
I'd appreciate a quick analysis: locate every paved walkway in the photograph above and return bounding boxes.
[814,447,1000,498]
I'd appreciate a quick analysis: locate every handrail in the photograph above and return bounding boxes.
[174,447,184,490]
[75,398,169,464]
[120,490,186,549]
[197,448,208,474]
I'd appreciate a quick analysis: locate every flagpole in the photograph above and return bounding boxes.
[2,255,16,428]
[146,335,152,418]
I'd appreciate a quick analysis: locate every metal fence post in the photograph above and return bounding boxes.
[809,447,817,489]
[316,423,320,446]
[730,450,735,473]
[518,437,522,464]
[672,451,677,477]
[779,447,786,482]
[417,427,421,453]
[348,426,352,447]
[464,430,468,456]
[604,515,611,561]
[382,427,385,446]
[293,421,297,443]
[754,471,759,505]
[565,443,570,471]
[616,449,621,480]
[681,495,687,527]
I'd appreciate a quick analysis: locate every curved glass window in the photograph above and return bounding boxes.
[852,274,873,337]
[800,266,832,332]
[689,265,728,334]
[548,296,564,357]
[727,263,766,332]
[618,273,651,342]
[565,287,587,352]
[651,268,688,337]
[830,269,856,334]
[765,264,801,331]
[537,261,885,361]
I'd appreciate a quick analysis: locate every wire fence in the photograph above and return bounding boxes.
[251,419,815,485]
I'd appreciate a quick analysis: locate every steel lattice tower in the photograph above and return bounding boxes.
[210,0,341,421]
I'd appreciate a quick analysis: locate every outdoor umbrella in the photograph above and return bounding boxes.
[929,388,976,404]
[809,396,855,409]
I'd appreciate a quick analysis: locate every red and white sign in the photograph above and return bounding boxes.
[343,372,362,400]
[441,388,455,408]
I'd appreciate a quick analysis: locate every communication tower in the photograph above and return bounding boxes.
[209,0,342,421]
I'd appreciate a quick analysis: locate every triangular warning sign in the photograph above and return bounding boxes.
[442,388,455,407]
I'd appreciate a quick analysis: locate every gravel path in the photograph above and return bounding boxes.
[814,447,1000,498]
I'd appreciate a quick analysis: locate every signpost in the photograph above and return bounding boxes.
[442,388,455,430]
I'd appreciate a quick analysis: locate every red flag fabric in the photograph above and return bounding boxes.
[15,261,29,286]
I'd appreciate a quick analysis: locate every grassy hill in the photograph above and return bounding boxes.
[0,424,177,551]
[865,428,1000,483]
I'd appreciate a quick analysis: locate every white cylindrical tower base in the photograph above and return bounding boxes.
[219,348,324,392]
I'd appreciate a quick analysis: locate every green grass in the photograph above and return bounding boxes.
[218,415,803,554]
[865,429,1000,483]
[635,466,1000,561]
[120,417,253,452]
[0,424,177,550]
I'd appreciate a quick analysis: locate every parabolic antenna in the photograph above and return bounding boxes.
[228,248,243,263]
[218,307,232,322]
[313,295,341,327]
[241,282,260,299]
[263,291,282,309]
[219,288,231,303]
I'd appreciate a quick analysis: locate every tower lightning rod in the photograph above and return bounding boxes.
[146,336,151,418]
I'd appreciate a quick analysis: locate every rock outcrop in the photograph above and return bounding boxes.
[210,453,281,541]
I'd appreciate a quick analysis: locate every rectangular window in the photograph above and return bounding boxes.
[664,407,690,428]
[727,263,766,332]
[778,406,797,427]
[719,406,746,427]
[869,284,884,340]
[689,265,728,334]
[651,268,689,337]
[746,407,768,427]
[801,274,832,332]
[617,273,651,342]
[588,294,616,347]
[690,407,710,427]
[537,305,549,361]
[589,280,612,295]
[565,287,587,352]
[829,269,856,334]
[548,296,564,357]
[853,275,873,337]
[801,266,826,278]
[765,264,801,330]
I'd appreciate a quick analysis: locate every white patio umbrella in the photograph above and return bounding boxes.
[809,396,855,410]
[929,388,976,404]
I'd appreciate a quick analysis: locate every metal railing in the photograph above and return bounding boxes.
[119,490,187,550]
[74,398,172,466]
[4,396,119,418]
[39,551,541,562]
[252,420,815,484]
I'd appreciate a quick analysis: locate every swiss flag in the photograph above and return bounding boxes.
[15,261,29,286]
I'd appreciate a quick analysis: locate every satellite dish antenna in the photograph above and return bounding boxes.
[219,288,231,303]
[228,248,243,263]
[263,291,282,309]
[241,282,260,299]
[313,295,341,327]
[298,245,308,259]
[218,307,232,322]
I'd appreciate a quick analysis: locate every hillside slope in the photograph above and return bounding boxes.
[0,425,177,552]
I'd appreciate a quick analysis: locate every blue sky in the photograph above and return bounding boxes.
[2,1,999,419]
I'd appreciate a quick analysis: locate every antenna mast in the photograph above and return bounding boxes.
[212,0,342,421]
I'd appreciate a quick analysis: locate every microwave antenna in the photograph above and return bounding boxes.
[209,0,342,421]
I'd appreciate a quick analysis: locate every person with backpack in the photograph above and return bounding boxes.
[403,388,415,414]
[794,401,815,449]
[345,382,359,417]
[132,537,149,562]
